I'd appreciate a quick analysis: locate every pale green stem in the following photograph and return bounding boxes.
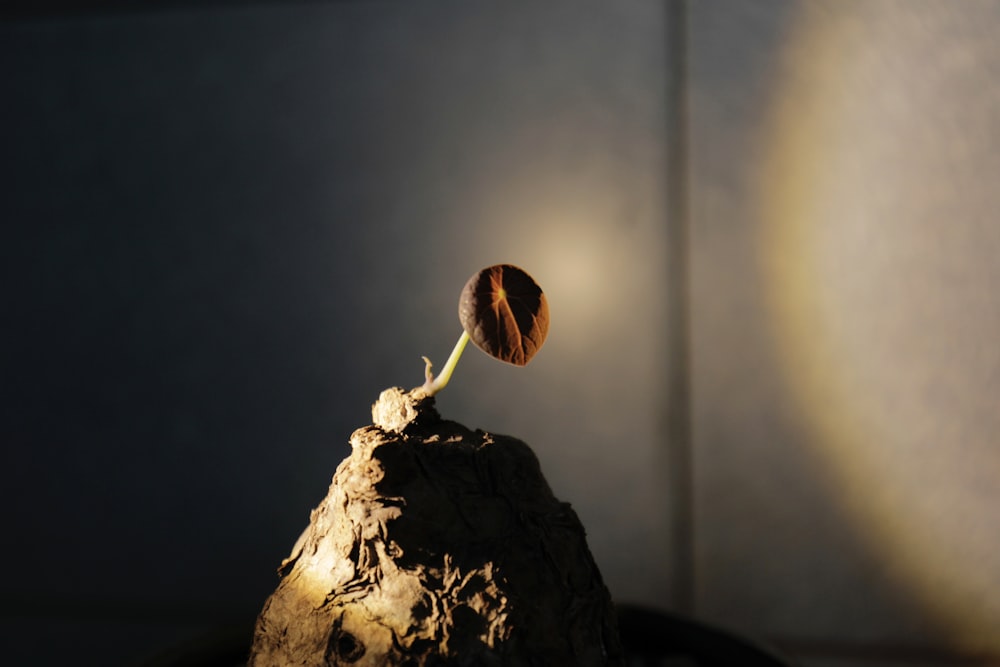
[423,330,470,395]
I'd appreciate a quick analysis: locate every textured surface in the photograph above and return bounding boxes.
[250,388,622,666]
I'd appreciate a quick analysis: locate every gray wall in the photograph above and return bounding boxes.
[690,1,1000,665]
[3,1,1000,665]
[2,2,675,664]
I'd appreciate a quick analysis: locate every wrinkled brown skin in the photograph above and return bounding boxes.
[459,264,549,367]
[249,387,623,666]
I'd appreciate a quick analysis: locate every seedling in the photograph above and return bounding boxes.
[421,264,549,396]
[250,265,622,667]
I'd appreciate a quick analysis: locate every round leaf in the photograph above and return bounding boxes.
[458,264,549,366]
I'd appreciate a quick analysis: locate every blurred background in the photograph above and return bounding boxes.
[2,1,998,665]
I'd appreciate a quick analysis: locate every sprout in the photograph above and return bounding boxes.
[422,264,549,396]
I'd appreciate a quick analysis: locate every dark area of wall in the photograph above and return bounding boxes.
[2,2,674,664]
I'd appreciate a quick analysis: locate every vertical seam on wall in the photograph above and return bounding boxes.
[665,0,694,614]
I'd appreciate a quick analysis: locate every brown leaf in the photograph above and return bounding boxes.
[458,264,549,366]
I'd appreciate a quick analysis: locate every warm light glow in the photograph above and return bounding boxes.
[757,4,1000,652]
[440,143,674,608]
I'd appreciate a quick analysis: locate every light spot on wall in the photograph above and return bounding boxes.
[757,2,1000,653]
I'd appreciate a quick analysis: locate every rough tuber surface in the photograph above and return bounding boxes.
[249,387,623,666]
